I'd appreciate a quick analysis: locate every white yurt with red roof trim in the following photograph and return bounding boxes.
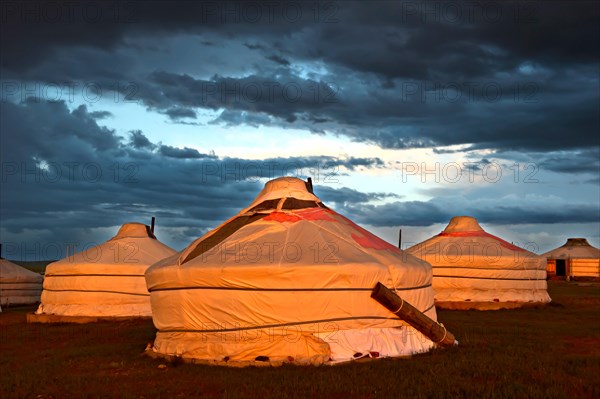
[407,216,550,310]
[0,258,43,306]
[36,223,175,318]
[145,177,437,366]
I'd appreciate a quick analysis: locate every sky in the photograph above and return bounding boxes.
[0,0,599,260]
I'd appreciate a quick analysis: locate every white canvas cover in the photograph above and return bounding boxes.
[542,238,600,277]
[0,258,43,306]
[36,223,175,317]
[407,216,550,308]
[146,177,437,366]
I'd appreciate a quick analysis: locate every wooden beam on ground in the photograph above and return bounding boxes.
[371,282,458,347]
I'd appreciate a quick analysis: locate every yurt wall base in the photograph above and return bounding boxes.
[435,301,549,311]
[150,325,435,366]
[0,297,41,306]
[27,313,151,324]
[36,300,152,318]
[144,348,416,368]
[144,347,328,368]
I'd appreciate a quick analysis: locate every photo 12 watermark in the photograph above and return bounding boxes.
[402,240,541,265]
[396,1,538,24]
[397,162,540,184]
[194,240,340,264]
[200,161,341,184]
[1,0,139,24]
[1,241,144,263]
[1,81,140,104]
[399,81,539,104]
[1,161,140,184]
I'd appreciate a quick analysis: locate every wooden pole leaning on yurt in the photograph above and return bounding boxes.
[371,282,458,347]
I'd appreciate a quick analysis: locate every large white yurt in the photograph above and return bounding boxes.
[36,223,175,318]
[0,258,43,306]
[146,177,437,366]
[542,238,600,278]
[407,216,550,310]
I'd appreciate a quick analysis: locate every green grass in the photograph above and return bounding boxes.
[1,281,599,398]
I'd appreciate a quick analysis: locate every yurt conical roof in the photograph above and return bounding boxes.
[407,216,550,309]
[542,238,600,260]
[36,222,175,318]
[146,177,437,366]
[0,258,43,306]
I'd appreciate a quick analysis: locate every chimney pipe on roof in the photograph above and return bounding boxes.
[306,177,314,193]
[398,228,402,249]
[151,217,156,233]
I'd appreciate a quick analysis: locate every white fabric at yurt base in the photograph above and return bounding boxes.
[36,223,175,318]
[407,216,551,310]
[146,177,437,366]
[0,258,43,306]
[542,238,600,278]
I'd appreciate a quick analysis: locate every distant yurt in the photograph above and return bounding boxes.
[407,216,550,310]
[542,238,600,278]
[146,177,437,366]
[0,258,43,306]
[35,223,175,318]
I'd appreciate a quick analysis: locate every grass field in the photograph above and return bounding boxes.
[1,281,599,399]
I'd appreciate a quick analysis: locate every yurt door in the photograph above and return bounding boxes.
[556,259,566,276]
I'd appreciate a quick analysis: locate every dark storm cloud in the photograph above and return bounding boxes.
[88,110,112,120]
[143,70,339,125]
[1,1,599,258]
[315,186,401,206]
[210,109,272,127]
[158,145,214,159]
[266,54,290,66]
[1,1,598,152]
[128,130,156,150]
[342,196,600,228]
[0,99,387,256]
[482,148,600,175]
[0,0,322,71]
[163,107,197,120]
[0,99,122,162]
[243,43,265,51]
[312,2,600,81]
[4,1,597,75]
[1,98,597,259]
[538,150,600,175]
[110,66,595,152]
[273,154,384,172]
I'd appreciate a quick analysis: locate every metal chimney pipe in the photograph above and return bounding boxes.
[307,177,314,193]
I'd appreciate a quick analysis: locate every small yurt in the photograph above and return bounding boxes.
[146,177,437,366]
[35,223,175,318]
[407,216,550,310]
[542,238,600,278]
[0,258,43,306]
